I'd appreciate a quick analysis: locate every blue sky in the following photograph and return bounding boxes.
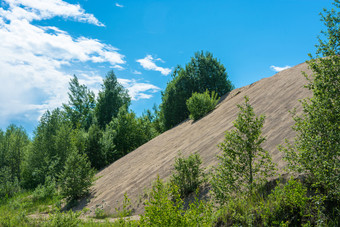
[0,0,333,134]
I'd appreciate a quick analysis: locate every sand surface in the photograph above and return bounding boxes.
[78,62,312,215]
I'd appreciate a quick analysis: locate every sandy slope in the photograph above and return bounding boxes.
[79,62,312,215]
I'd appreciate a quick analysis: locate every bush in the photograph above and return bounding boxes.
[140,176,213,226]
[170,153,204,198]
[32,176,57,202]
[259,179,323,226]
[0,167,20,198]
[186,90,219,121]
[59,148,95,202]
[43,210,82,227]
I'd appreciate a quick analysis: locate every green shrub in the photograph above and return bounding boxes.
[140,176,213,226]
[115,193,133,218]
[259,179,319,226]
[32,176,57,202]
[94,207,108,219]
[0,167,20,198]
[170,153,204,198]
[43,210,82,227]
[186,90,219,121]
[214,196,258,226]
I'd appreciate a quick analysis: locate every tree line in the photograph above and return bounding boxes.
[0,51,233,200]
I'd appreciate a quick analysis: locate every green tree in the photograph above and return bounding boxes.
[0,125,29,182]
[63,75,95,130]
[211,97,276,203]
[316,0,340,56]
[160,51,233,130]
[103,106,148,162]
[21,109,70,188]
[0,125,29,197]
[59,148,95,202]
[95,70,130,129]
[282,0,340,198]
[85,124,107,170]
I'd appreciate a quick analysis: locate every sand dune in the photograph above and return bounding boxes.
[80,62,312,215]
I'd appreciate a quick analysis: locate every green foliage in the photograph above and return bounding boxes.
[43,210,82,227]
[94,207,108,219]
[0,125,29,197]
[170,153,204,198]
[211,96,276,204]
[142,104,163,136]
[86,124,107,169]
[140,176,213,226]
[63,75,96,130]
[215,179,331,226]
[95,70,131,129]
[160,51,233,130]
[108,106,142,160]
[282,1,340,199]
[282,57,340,198]
[103,106,156,163]
[113,193,134,220]
[316,0,340,56]
[0,166,20,198]
[137,111,160,142]
[32,176,58,202]
[186,90,219,121]
[21,109,69,189]
[59,148,95,202]
[259,179,318,226]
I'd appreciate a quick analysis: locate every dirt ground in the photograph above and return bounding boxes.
[76,62,313,216]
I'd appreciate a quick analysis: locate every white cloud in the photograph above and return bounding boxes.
[137,55,172,76]
[132,70,142,75]
[117,79,160,101]
[270,65,291,72]
[0,0,126,128]
[115,3,124,8]
[111,65,125,70]
[1,0,104,26]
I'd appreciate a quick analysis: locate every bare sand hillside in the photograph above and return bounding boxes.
[79,62,312,215]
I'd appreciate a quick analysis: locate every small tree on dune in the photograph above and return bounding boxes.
[59,148,95,202]
[211,96,276,204]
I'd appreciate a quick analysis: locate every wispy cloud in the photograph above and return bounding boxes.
[118,79,160,101]
[115,3,124,8]
[1,0,104,26]
[270,65,291,72]
[0,0,125,128]
[132,70,142,75]
[137,55,172,76]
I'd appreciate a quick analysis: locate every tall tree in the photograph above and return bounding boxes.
[21,109,69,188]
[0,125,29,182]
[283,0,340,198]
[63,75,95,130]
[95,70,130,129]
[211,97,276,203]
[103,105,148,162]
[85,124,107,170]
[59,148,95,202]
[160,51,233,130]
[316,0,340,56]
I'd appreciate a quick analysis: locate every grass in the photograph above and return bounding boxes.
[0,177,338,226]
